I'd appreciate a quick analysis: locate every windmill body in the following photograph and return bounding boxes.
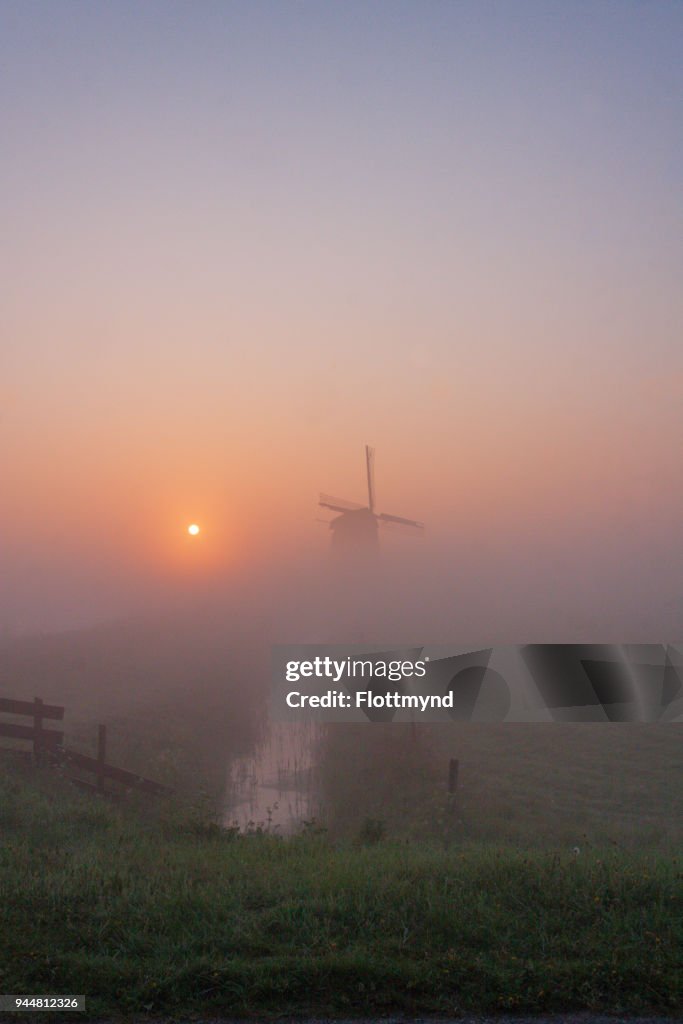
[329,507,379,555]
[319,446,422,560]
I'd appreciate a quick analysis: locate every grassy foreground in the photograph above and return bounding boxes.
[0,762,681,1019]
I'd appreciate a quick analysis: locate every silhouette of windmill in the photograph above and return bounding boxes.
[319,446,423,557]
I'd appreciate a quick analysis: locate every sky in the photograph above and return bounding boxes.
[2,0,682,636]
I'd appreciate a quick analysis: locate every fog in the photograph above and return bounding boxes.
[3,420,682,841]
[3,527,682,717]
[2,1,682,841]
[4,515,683,640]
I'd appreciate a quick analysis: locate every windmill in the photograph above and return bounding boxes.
[319,446,423,557]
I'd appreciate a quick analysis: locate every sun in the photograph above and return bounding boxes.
[187,523,200,536]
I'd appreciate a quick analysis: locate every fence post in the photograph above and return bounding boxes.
[33,697,44,764]
[97,724,107,795]
[442,757,460,847]
[447,757,459,810]
[448,757,458,794]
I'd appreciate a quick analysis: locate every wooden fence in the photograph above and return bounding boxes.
[0,696,65,754]
[0,695,171,798]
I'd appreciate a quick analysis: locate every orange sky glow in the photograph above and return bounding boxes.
[2,2,682,635]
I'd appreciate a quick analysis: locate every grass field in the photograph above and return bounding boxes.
[319,722,683,847]
[1,758,681,1019]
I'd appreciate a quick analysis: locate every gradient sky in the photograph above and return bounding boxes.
[2,1,682,634]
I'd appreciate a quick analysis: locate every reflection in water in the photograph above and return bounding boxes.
[224,721,322,834]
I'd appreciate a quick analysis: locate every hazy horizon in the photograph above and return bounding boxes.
[3,1,682,638]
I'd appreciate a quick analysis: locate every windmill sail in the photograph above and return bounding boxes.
[377,512,424,528]
[365,445,375,513]
[319,493,366,514]
[319,446,423,558]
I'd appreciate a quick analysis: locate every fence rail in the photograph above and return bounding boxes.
[0,696,65,720]
[0,696,65,754]
[0,694,171,798]
[63,746,169,796]
[0,721,64,746]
